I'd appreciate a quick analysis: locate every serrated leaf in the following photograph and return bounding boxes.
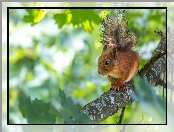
[23,9,45,25]
[67,97,79,116]
[58,88,79,118]
[53,13,67,29]
[77,112,91,124]
[18,96,56,124]
[70,9,100,32]
[53,9,100,32]
[59,89,79,116]
[58,88,68,108]
[18,96,30,118]
[58,88,91,124]
[59,108,75,124]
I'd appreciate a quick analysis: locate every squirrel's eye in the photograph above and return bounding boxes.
[105,60,110,65]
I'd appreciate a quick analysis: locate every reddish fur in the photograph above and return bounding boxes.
[98,46,140,91]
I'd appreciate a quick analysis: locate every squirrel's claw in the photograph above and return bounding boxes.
[111,85,120,91]
[121,84,128,92]
[111,84,128,92]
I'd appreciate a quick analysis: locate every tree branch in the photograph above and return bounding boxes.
[81,31,166,124]
[139,31,166,77]
[82,82,135,123]
[156,79,166,89]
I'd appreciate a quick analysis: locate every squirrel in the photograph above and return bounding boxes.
[98,10,140,91]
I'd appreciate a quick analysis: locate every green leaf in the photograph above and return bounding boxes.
[67,96,79,117]
[76,112,91,124]
[58,88,69,108]
[59,89,76,115]
[18,96,29,118]
[131,76,166,124]
[59,108,75,124]
[53,13,67,29]
[71,9,100,32]
[18,96,56,124]
[23,9,45,25]
[58,88,79,121]
[58,88,91,124]
[53,9,100,32]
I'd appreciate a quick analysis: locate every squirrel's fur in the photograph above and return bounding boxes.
[98,10,140,91]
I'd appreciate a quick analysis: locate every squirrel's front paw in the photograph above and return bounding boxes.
[120,84,128,92]
[110,85,121,91]
[111,84,128,92]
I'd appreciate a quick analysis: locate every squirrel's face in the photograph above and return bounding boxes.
[98,47,119,76]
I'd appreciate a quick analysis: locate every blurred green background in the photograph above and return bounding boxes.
[2,2,170,130]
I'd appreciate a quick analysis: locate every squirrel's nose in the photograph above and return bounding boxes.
[98,70,101,74]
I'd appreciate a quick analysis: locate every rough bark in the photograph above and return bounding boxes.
[81,31,166,124]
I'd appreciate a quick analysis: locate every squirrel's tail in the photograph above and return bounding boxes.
[100,9,138,51]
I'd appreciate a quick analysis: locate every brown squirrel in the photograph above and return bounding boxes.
[98,10,140,91]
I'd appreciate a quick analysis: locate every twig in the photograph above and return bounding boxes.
[117,106,126,124]
[156,79,166,89]
[138,110,144,124]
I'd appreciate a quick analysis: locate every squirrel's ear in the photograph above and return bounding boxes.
[113,47,117,59]
[103,45,107,51]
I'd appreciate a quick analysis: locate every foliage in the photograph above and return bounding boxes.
[131,76,166,124]
[57,88,91,124]
[9,5,166,124]
[23,9,45,25]
[18,96,56,124]
[53,9,100,32]
[18,88,91,124]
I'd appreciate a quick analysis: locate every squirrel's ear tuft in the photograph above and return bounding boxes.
[113,47,117,60]
[103,45,107,51]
